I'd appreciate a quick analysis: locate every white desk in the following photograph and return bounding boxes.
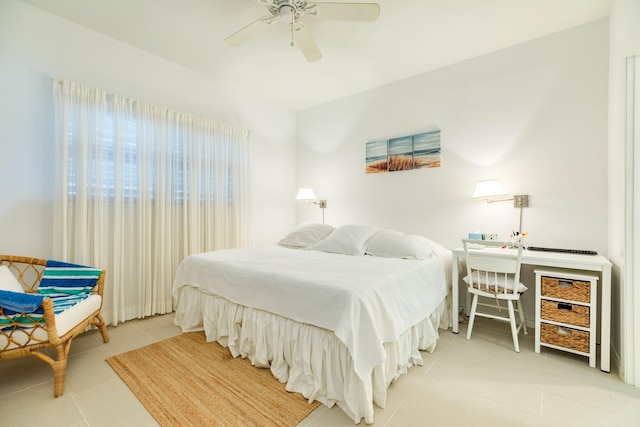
[451,247,613,372]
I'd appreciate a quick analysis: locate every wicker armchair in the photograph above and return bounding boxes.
[0,255,109,397]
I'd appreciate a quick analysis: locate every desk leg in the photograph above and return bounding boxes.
[452,254,459,334]
[601,266,611,372]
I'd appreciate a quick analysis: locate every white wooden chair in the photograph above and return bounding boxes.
[462,239,528,352]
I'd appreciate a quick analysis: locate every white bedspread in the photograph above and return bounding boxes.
[172,246,448,380]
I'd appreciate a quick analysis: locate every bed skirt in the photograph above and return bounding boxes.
[174,286,451,424]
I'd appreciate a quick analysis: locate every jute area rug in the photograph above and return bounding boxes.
[106,332,320,426]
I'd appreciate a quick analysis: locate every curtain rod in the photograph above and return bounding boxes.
[52,76,251,137]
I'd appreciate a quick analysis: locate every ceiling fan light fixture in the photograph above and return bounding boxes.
[279,5,295,23]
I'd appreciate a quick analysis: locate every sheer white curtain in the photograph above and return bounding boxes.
[53,79,251,325]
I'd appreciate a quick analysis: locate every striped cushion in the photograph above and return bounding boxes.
[1,295,102,350]
[0,293,94,327]
[1,291,94,328]
[0,312,46,327]
[38,260,102,297]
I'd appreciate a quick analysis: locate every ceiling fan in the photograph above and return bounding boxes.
[225,0,380,62]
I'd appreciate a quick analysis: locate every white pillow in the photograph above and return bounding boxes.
[463,274,528,293]
[0,265,24,293]
[278,222,335,249]
[365,229,436,260]
[311,224,379,256]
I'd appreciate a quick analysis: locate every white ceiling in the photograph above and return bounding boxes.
[21,0,612,111]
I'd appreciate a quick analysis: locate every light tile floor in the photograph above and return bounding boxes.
[1,314,639,426]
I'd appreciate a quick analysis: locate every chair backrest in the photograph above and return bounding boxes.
[462,239,523,295]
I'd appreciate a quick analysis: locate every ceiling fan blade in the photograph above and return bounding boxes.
[225,15,278,46]
[292,21,322,62]
[311,2,380,21]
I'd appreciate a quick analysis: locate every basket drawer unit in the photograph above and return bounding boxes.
[540,277,590,303]
[540,323,589,353]
[540,300,590,327]
[534,268,598,368]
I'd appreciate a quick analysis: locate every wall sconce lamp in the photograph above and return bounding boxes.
[295,188,327,224]
[472,179,529,232]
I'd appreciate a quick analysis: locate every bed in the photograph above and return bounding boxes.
[172,224,452,424]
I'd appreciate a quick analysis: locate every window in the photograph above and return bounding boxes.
[54,79,250,324]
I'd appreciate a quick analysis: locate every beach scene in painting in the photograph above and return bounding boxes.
[388,136,415,172]
[365,129,441,174]
[365,140,389,174]
[412,130,441,168]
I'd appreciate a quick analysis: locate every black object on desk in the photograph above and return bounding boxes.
[526,246,598,256]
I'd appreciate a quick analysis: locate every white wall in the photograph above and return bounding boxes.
[0,0,297,259]
[296,20,609,329]
[297,20,608,252]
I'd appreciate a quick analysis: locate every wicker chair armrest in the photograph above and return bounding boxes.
[40,298,61,344]
[93,270,106,298]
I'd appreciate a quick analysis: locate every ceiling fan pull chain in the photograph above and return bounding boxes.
[291,15,295,47]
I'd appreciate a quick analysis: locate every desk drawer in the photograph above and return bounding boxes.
[541,300,590,327]
[541,276,590,303]
[540,323,589,353]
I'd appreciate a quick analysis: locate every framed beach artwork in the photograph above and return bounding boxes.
[365,140,389,174]
[365,129,441,174]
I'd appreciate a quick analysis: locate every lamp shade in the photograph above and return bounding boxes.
[472,179,508,199]
[295,188,317,200]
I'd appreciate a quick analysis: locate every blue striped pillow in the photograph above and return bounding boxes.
[38,260,102,298]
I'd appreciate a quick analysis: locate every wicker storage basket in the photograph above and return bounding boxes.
[541,276,590,303]
[540,323,589,353]
[540,300,590,328]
